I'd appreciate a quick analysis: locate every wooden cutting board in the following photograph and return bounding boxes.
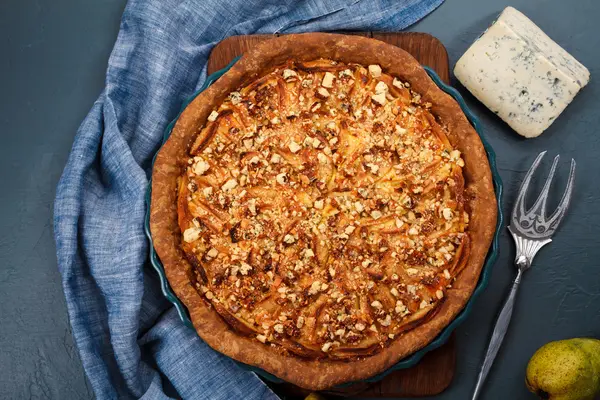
[207,32,455,398]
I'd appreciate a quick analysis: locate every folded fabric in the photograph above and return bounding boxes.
[53,0,444,398]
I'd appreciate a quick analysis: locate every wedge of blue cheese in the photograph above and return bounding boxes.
[454,7,589,138]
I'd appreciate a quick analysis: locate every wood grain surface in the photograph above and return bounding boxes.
[206,32,454,398]
[207,32,449,83]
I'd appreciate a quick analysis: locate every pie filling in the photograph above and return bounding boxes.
[177,59,470,360]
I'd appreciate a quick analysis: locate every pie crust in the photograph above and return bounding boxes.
[150,33,497,390]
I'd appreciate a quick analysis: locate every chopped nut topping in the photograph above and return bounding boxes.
[366,163,379,174]
[207,111,219,121]
[375,81,388,94]
[283,234,296,244]
[379,315,392,327]
[371,300,383,309]
[288,140,302,153]
[192,158,210,175]
[283,69,298,79]
[276,172,287,185]
[183,227,201,243]
[247,198,257,215]
[316,87,330,98]
[442,208,453,220]
[207,248,218,258]
[371,210,382,220]
[256,334,267,343]
[308,281,322,296]
[436,290,444,299]
[395,300,407,314]
[273,324,284,334]
[354,201,364,212]
[239,263,252,275]
[221,179,238,192]
[321,72,335,88]
[371,92,387,106]
[368,64,382,78]
[339,69,353,78]
[313,199,324,209]
[301,79,313,88]
[396,125,407,134]
[321,342,332,352]
[229,92,242,105]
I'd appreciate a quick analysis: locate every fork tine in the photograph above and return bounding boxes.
[545,158,576,230]
[528,154,560,217]
[513,151,546,222]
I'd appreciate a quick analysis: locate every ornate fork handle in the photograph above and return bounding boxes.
[471,268,522,400]
[472,234,551,400]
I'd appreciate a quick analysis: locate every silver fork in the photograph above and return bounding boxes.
[471,151,576,400]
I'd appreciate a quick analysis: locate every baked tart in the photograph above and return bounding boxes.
[150,33,497,390]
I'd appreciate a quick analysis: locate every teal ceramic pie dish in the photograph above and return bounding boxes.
[143,57,504,385]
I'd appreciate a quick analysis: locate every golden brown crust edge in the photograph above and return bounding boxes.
[150,33,497,390]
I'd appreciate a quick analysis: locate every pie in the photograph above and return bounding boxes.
[150,33,497,390]
[180,61,470,355]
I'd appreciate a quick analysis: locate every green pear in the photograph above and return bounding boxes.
[526,338,600,400]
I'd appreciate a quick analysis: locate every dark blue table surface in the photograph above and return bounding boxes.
[1,0,598,399]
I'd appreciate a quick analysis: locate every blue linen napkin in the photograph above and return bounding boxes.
[53,0,444,398]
